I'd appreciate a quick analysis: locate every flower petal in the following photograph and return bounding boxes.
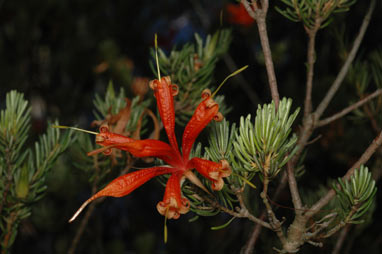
[69,166,176,222]
[182,89,222,160]
[118,139,182,167]
[156,172,190,219]
[149,76,180,154]
[95,125,135,146]
[189,157,231,190]
[91,125,182,166]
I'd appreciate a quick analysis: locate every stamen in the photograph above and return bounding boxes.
[87,145,116,156]
[164,206,169,243]
[184,171,211,195]
[69,198,92,223]
[154,33,161,80]
[52,125,99,135]
[211,65,248,98]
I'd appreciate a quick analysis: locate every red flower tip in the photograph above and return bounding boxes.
[69,167,176,222]
[190,158,232,191]
[156,173,190,219]
[226,3,254,27]
[95,125,134,147]
[149,76,179,97]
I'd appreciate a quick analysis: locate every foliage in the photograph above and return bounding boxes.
[276,0,356,29]
[0,91,75,253]
[1,0,381,253]
[333,166,377,223]
[234,98,299,178]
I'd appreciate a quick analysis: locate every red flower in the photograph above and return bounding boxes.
[69,76,231,222]
[226,2,254,27]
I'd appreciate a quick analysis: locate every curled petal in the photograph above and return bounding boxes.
[149,76,180,154]
[95,127,134,147]
[156,172,190,219]
[69,167,176,222]
[91,126,181,166]
[118,139,182,167]
[189,158,231,190]
[214,112,224,122]
[182,91,221,160]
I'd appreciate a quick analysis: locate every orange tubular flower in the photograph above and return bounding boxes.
[188,158,231,191]
[226,2,255,27]
[156,172,190,219]
[70,76,231,222]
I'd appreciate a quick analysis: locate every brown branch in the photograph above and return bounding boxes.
[331,224,351,254]
[304,19,321,118]
[260,177,287,245]
[242,172,288,253]
[1,211,17,254]
[287,161,302,211]
[242,0,280,108]
[242,213,266,254]
[305,130,382,219]
[314,0,376,119]
[317,89,382,128]
[202,194,272,229]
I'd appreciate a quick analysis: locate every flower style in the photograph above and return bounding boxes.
[69,76,231,222]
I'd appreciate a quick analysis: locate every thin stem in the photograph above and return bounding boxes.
[67,200,98,254]
[241,0,280,108]
[331,224,351,254]
[304,20,321,118]
[242,213,266,254]
[287,161,302,211]
[68,154,102,254]
[1,211,17,254]
[314,0,376,119]
[261,177,287,245]
[223,55,261,105]
[306,130,382,219]
[242,172,288,253]
[317,89,382,128]
[256,17,280,108]
[203,194,272,229]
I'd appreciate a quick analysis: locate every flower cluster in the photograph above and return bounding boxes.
[69,76,231,222]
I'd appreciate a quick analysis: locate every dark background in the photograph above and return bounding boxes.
[1,0,381,253]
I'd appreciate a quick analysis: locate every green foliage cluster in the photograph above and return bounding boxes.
[276,0,356,29]
[184,99,300,218]
[333,166,377,224]
[0,91,75,252]
[234,98,299,178]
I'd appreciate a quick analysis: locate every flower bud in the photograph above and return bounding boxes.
[16,164,30,199]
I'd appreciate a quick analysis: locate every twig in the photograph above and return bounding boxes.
[67,200,99,254]
[304,19,321,118]
[305,130,382,219]
[68,154,102,254]
[317,89,382,128]
[242,172,288,253]
[261,177,287,245]
[1,211,17,254]
[242,0,280,108]
[331,224,351,254]
[314,0,376,119]
[202,194,272,229]
[242,213,266,254]
[190,0,261,106]
[223,55,261,106]
[287,161,302,211]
